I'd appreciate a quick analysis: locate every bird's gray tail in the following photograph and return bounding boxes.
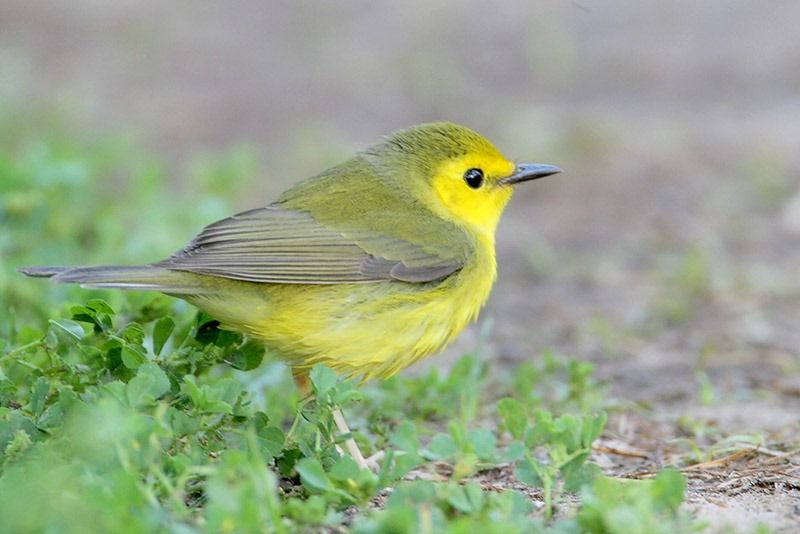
[19,265,200,294]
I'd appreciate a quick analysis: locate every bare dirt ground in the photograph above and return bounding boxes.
[2,1,799,530]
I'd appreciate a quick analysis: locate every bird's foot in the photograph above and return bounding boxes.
[332,408,386,472]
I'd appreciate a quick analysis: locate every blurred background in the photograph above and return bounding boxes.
[2,0,800,433]
[2,1,800,526]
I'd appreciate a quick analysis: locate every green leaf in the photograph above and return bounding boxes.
[554,413,580,451]
[446,484,475,513]
[252,411,269,429]
[36,403,64,430]
[70,299,114,331]
[424,433,458,460]
[329,455,361,481]
[497,397,528,440]
[390,421,420,453]
[152,316,174,356]
[386,480,436,509]
[464,481,485,512]
[101,381,127,404]
[29,377,50,418]
[501,441,527,462]
[527,410,556,447]
[253,412,285,459]
[58,387,80,414]
[121,323,146,345]
[310,365,337,397]
[180,376,239,414]
[121,344,147,369]
[126,363,170,407]
[386,451,422,483]
[167,406,197,436]
[514,457,543,487]
[87,298,115,317]
[562,461,602,492]
[581,412,607,447]
[181,375,204,406]
[226,339,264,371]
[651,468,686,512]
[257,426,285,459]
[296,458,333,492]
[48,319,85,342]
[578,471,695,533]
[333,385,363,405]
[467,428,496,460]
[277,448,302,477]
[204,399,233,414]
[70,305,99,327]
[211,378,243,407]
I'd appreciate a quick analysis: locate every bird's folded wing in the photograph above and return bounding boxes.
[156,205,464,284]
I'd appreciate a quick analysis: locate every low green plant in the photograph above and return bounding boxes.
[0,108,706,531]
[577,469,703,534]
[498,397,606,519]
[353,480,541,533]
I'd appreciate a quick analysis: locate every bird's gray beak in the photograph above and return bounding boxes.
[499,163,562,185]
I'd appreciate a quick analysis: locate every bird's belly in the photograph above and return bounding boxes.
[194,258,496,380]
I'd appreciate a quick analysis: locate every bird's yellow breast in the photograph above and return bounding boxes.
[189,233,497,380]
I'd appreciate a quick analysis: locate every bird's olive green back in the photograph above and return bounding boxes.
[276,151,473,263]
[160,123,479,284]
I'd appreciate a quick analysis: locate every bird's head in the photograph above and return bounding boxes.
[372,122,561,235]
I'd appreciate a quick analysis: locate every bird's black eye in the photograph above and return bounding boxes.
[463,168,484,189]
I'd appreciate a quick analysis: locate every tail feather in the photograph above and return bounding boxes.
[18,265,201,294]
[18,266,71,278]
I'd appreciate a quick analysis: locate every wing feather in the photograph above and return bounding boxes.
[157,205,463,284]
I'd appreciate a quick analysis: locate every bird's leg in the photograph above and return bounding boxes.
[292,368,369,470]
[292,368,312,398]
[331,408,368,469]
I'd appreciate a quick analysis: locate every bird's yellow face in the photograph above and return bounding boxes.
[430,150,517,236]
[366,122,561,239]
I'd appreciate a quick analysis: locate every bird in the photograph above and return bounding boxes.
[20,122,561,468]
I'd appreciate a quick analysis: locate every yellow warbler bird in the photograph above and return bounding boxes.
[21,122,560,466]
